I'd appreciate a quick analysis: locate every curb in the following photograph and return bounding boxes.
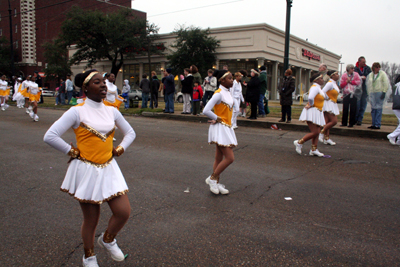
[141,112,393,140]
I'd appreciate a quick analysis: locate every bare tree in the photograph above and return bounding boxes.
[381,61,399,87]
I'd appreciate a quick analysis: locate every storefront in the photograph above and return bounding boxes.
[70,23,341,100]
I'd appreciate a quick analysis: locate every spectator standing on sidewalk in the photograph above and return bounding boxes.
[192,81,203,115]
[258,66,267,118]
[121,79,130,110]
[202,69,217,108]
[150,71,160,109]
[139,74,150,108]
[58,78,66,105]
[319,63,330,87]
[246,69,261,120]
[180,68,193,114]
[162,68,175,113]
[354,56,372,126]
[279,69,296,123]
[366,62,390,130]
[387,74,400,145]
[66,74,74,104]
[340,64,362,127]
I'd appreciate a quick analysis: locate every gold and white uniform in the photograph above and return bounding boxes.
[299,83,326,127]
[44,98,136,204]
[322,79,340,115]
[203,85,238,147]
[104,79,124,109]
[0,80,9,97]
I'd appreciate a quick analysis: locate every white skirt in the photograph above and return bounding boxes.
[299,107,326,127]
[13,91,24,101]
[208,123,238,147]
[323,100,340,115]
[61,158,128,204]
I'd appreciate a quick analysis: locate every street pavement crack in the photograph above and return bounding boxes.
[59,233,98,267]
[233,145,249,152]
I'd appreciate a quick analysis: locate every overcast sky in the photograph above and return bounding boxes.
[131,0,400,70]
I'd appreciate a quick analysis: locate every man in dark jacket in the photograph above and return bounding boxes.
[150,73,160,109]
[258,66,268,117]
[180,68,194,114]
[279,69,296,123]
[246,69,261,119]
[139,74,150,108]
[354,56,372,125]
[162,68,175,113]
[58,78,66,105]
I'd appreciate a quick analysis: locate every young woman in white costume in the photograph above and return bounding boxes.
[0,75,10,111]
[231,72,244,129]
[104,73,125,109]
[203,70,237,195]
[294,73,326,157]
[319,70,340,145]
[44,69,136,267]
[27,76,41,121]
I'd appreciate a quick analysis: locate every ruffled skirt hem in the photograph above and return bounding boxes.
[208,123,238,147]
[61,159,129,204]
[322,100,340,115]
[299,107,326,127]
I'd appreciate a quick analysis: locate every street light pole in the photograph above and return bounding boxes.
[283,0,293,71]
[8,0,15,77]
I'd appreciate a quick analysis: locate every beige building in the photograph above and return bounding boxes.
[70,23,341,100]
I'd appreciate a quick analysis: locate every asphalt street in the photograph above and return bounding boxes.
[0,107,399,267]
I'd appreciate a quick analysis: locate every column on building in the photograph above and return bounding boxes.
[215,60,220,70]
[270,61,279,100]
[295,67,303,95]
[139,62,144,82]
[305,69,311,90]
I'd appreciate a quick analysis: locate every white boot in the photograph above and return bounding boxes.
[205,176,219,194]
[82,255,99,267]
[318,133,324,143]
[324,138,336,146]
[293,140,303,155]
[97,233,125,261]
[309,149,324,157]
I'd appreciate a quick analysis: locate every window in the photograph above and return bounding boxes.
[15,41,18,48]
[0,29,2,36]
[14,8,17,17]
[15,24,17,33]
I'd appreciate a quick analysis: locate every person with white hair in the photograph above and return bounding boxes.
[319,63,330,86]
[339,64,362,127]
[121,79,130,110]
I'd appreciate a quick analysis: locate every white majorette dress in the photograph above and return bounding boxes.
[231,80,244,127]
[322,79,340,115]
[44,98,136,204]
[299,83,326,127]
[203,85,238,147]
[0,79,9,97]
[104,79,124,109]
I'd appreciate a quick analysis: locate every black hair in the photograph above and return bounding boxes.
[142,74,147,79]
[395,74,400,84]
[212,69,229,81]
[327,70,337,76]
[239,69,248,77]
[74,69,98,88]
[310,72,322,83]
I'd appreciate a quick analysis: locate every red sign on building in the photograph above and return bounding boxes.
[302,49,321,61]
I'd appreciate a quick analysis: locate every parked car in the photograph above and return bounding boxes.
[42,88,55,97]
[128,89,142,100]
[175,92,191,103]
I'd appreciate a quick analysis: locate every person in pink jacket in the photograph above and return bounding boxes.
[340,64,362,127]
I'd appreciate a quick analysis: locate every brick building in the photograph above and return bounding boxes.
[0,0,145,88]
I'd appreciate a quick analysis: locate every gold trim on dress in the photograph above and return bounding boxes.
[75,156,113,168]
[220,121,232,128]
[80,122,115,142]
[220,101,232,111]
[209,141,237,148]
[60,189,129,204]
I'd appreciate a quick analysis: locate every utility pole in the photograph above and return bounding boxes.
[8,0,15,77]
[283,0,293,71]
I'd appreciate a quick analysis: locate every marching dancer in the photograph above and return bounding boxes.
[294,73,326,157]
[203,70,237,195]
[319,70,340,145]
[231,72,244,129]
[21,75,32,114]
[0,75,10,111]
[104,73,125,109]
[44,70,136,267]
[12,77,25,108]
[28,74,41,122]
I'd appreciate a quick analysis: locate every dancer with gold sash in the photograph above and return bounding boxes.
[319,70,340,145]
[294,73,326,157]
[28,76,41,121]
[104,73,125,109]
[0,75,10,111]
[21,75,33,114]
[44,70,136,267]
[12,77,25,108]
[203,70,237,195]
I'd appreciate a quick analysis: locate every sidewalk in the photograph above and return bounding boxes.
[141,111,395,140]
